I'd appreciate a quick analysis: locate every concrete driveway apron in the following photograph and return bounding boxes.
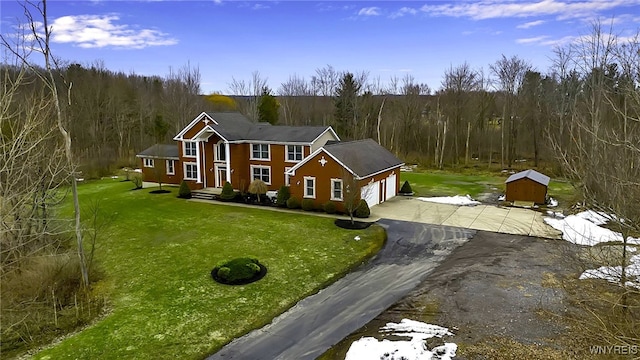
[206,219,475,360]
[370,197,561,239]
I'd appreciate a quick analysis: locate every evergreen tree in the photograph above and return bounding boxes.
[258,87,279,125]
[334,72,361,140]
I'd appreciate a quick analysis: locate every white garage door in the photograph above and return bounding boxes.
[361,181,380,208]
[386,173,397,200]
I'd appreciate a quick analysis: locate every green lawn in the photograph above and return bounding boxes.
[400,170,506,198]
[35,179,385,360]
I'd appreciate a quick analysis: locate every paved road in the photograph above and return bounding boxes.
[370,197,562,239]
[206,219,475,360]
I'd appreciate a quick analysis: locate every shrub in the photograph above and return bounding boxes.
[213,258,263,283]
[324,201,337,214]
[219,182,236,201]
[355,199,370,218]
[399,180,413,194]
[131,173,143,189]
[178,180,191,199]
[286,196,300,209]
[248,179,268,202]
[276,185,291,207]
[301,199,315,211]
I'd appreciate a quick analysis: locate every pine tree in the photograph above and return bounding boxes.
[258,87,279,125]
[334,72,361,140]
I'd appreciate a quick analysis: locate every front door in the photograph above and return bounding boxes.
[215,165,227,188]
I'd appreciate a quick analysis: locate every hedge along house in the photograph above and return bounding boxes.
[137,112,340,191]
[505,169,550,204]
[286,139,404,212]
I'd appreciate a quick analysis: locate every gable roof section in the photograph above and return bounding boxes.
[505,169,550,186]
[288,139,403,179]
[136,144,179,159]
[174,111,337,144]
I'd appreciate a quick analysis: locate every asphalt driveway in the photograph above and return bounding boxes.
[370,196,562,239]
[206,219,475,360]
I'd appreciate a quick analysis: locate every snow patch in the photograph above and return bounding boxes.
[354,236,361,241]
[345,319,457,360]
[548,197,558,207]
[498,194,506,201]
[580,255,640,289]
[416,195,480,206]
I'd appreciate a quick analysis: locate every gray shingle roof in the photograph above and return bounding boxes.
[206,112,331,143]
[505,169,550,186]
[136,144,179,159]
[323,139,403,178]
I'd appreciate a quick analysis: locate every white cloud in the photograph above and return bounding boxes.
[389,7,418,19]
[517,20,546,28]
[45,14,177,49]
[420,0,639,21]
[252,3,269,10]
[516,35,550,44]
[358,7,381,16]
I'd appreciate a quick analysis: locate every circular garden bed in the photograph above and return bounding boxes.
[211,257,267,285]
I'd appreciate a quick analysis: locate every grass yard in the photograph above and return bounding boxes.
[34,179,385,359]
[400,170,505,198]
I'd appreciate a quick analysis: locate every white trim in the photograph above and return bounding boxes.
[183,141,197,157]
[303,176,316,199]
[143,158,154,168]
[287,148,357,178]
[284,167,292,186]
[173,112,217,140]
[285,144,304,163]
[195,141,202,183]
[250,143,271,161]
[192,125,215,140]
[215,140,226,162]
[225,142,231,183]
[137,155,179,160]
[310,126,340,144]
[183,162,198,180]
[166,160,175,175]
[250,165,271,185]
[214,164,227,187]
[330,178,343,201]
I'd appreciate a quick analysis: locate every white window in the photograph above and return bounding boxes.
[331,179,343,201]
[184,162,198,180]
[251,165,271,184]
[143,158,154,168]
[166,160,175,175]
[286,145,303,162]
[215,141,226,161]
[304,176,315,199]
[284,167,292,186]
[183,142,197,157]
[251,144,270,160]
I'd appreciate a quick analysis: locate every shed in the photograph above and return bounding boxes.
[505,169,550,204]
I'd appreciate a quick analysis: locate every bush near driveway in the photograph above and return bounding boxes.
[34,179,385,360]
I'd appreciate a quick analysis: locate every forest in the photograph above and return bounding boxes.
[1,3,639,356]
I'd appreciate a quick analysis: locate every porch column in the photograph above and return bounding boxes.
[196,140,202,183]
[225,141,231,184]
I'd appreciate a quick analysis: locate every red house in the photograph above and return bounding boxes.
[137,112,403,208]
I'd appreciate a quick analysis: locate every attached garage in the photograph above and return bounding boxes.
[505,169,550,204]
[287,139,404,211]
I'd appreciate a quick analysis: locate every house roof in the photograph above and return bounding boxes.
[136,144,179,159]
[176,112,337,144]
[322,139,404,178]
[505,169,550,186]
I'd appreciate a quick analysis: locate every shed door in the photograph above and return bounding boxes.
[386,173,397,200]
[361,181,380,208]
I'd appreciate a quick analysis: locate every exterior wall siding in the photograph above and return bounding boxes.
[139,157,182,186]
[505,178,547,204]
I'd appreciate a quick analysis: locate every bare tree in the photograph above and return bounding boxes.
[228,70,267,121]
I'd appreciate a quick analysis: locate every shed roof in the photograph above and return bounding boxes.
[505,169,550,186]
[136,144,179,159]
[323,139,404,178]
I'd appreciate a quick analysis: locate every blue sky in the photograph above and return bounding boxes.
[1,0,639,94]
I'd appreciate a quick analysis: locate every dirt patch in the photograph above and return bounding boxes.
[321,231,592,359]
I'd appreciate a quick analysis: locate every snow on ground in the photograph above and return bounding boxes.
[545,211,640,288]
[345,319,456,360]
[580,255,640,289]
[416,195,480,206]
[548,197,558,207]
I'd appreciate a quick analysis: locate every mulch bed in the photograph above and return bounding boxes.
[334,219,373,230]
[149,189,171,194]
[211,264,268,285]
